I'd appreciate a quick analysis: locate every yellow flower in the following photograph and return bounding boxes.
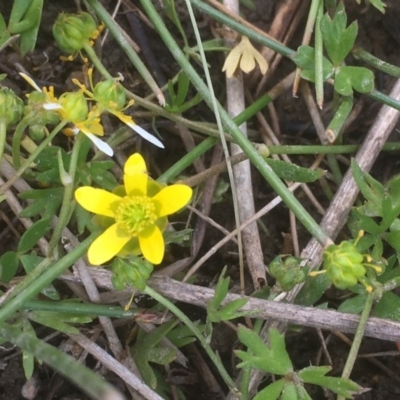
[20,73,113,156]
[222,36,268,78]
[75,153,192,265]
[73,69,164,148]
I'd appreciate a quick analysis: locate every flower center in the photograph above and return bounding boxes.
[115,196,157,235]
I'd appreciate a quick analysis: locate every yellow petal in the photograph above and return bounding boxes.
[75,187,121,217]
[152,184,192,217]
[222,47,242,78]
[124,172,148,196]
[240,49,256,74]
[88,223,131,265]
[124,153,147,175]
[19,72,42,92]
[252,50,268,75]
[138,225,164,265]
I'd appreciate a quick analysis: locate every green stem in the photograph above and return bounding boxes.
[0,323,124,400]
[12,116,30,169]
[85,0,164,103]
[0,118,7,163]
[144,285,239,395]
[24,299,141,318]
[0,120,67,196]
[48,132,84,255]
[368,89,400,112]
[139,0,331,247]
[353,47,400,79]
[0,234,96,324]
[337,291,374,400]
[325,96,353,143]
[315,0,324,109]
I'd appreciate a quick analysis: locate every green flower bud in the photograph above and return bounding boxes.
[53,12,98,54]
[269,255,307,291]
[25,91,61,128]
[323,241,366,290]
[93,80,126,110]
[111,256,154,291]
[0,88,24,127]
[59,91,88,122]
[29,125,46,141]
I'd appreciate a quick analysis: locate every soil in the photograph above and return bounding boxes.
[1,0,400,399]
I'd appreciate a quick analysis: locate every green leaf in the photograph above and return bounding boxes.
[236,327,293,375]
[291,45,333,82]
[131,320,179,389]
[351,159,384,213]
[280,382,298,400]
[28,310,93,334]
[20,255,60,300]
[166,322,203,348]
[295,273,330,306]
[18,217,51,254]
[8,0,43,55]
[298,365,360,397]
[20,319,36,380]
[19,187,64,219]
[295,385,313,400]
[373,292,400,321]
[337,293,367,314]
[254,379,285,400]
[320,3,358,66]
[0,251,19,283]
[370,0,387,13]
[266,158,324,183]
[147,347,177,365]
[76,160,117,191]
[35,146,70,186]
[334,66,374,96]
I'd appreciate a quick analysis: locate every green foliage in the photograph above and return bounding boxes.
[18,218,51,254]
[0,251,19,283]
[131,320,179,389]
[236,327,293,375]
[334,66,374,96]
[291,45,333,82]
[355,0,386,13]
[206,267,249,324]
[320,2,358,66]
[0,0,44,55]
[266,159,325,183]
[237,327,360,399]
[165,72,203,113]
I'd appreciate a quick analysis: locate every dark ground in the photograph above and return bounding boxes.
[1,0,400,399]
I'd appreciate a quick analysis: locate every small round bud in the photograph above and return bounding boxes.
[0,87,24,127]
[94,80,126,110]
[53,12,98,54]
[269,255,307,291]
[59,91,88,122]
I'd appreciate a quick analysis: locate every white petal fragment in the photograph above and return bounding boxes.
[43,103,62,110]
[85,132,114,156]
[127,122,164,148]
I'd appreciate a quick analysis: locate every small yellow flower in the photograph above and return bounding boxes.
[73,69,164,148]
[19,73,113,156]
[222,36,268,78]
[75,153,192,265]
